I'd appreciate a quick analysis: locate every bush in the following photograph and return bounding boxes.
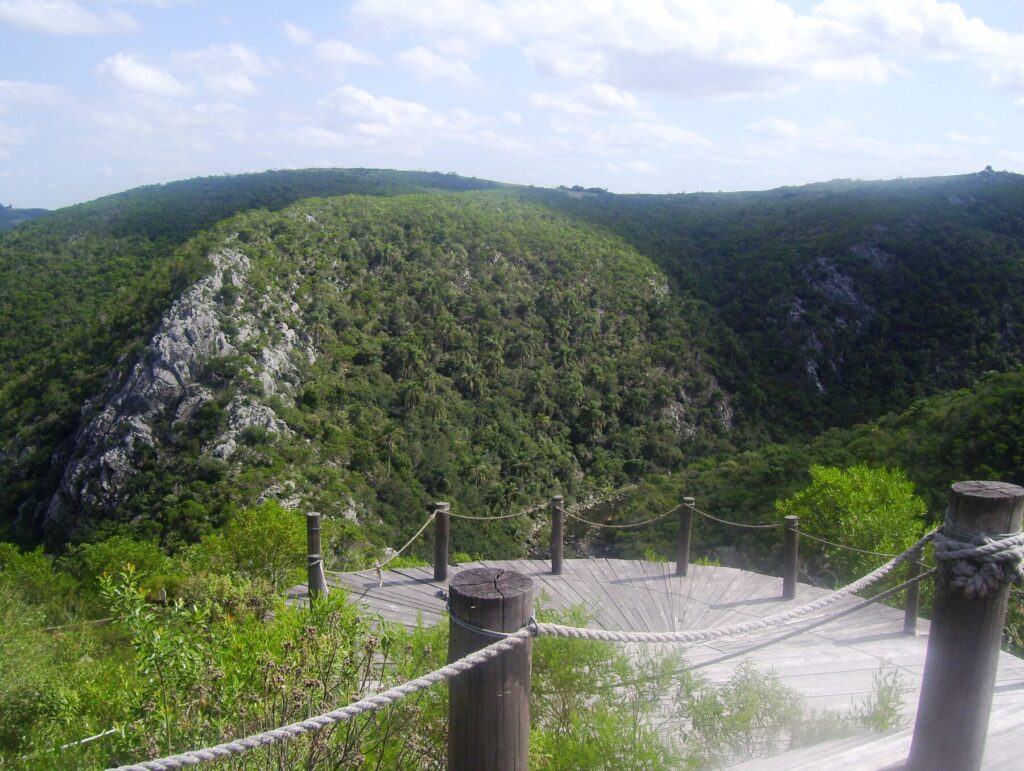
[775,465,926,583]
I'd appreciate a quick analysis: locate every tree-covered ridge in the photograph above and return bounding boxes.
[0,170,501,544]
[0,204,47,232]
[602,367,1024,573]
[15,193,727,555]
[528,170,1024,435]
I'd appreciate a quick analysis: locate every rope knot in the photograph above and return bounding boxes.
[933,521,1024,599]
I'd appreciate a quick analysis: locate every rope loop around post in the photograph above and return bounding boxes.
[933,516,1024,599]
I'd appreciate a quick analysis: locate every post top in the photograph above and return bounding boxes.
[306,511,320,519]
[450,567,532,600]
[435,501,450,510]
[951,481,1024,499]
[683,496,695,504]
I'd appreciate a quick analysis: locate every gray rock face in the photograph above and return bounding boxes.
[41,247,310,528]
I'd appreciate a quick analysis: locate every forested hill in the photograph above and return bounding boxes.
[2,191,726,548]
[528,169,1024,436]
[0,170,501,545]
[0,204,47,232]
[4,167,1024,551]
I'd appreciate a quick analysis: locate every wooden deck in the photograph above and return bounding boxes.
[289,558,1024,768]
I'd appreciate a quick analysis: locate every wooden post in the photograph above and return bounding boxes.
[306,512,328,599]
[783,515,799,600]
[434,501,450,583]
[906,481,1024,771]
[448,567,533,771]
[676,496,695,577]
[550,495,564,575]
[903,556,922,636]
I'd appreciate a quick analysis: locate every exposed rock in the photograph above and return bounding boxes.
[663,400,697,438]
[849,242,892,269]
[948,194,976,206]
[43,250,249,527]
[212,396,288,459]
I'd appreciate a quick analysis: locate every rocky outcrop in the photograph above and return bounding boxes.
[41,246,311,529]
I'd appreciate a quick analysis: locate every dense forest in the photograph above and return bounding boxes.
[0,204,47,233]
[3,168,1024,767]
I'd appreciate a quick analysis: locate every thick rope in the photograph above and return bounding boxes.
[691,505,781,530]
[449,509,533,521]
[561,504,678,530]
[110,627,535,771]
[933,517,1024,599]
[536,529,937,644]
[112,527,943,769]
[327,511,437,577]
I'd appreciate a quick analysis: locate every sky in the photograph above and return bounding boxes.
[1,0,1023,209]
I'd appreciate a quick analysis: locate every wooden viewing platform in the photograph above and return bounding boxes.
[289,557,1024,768]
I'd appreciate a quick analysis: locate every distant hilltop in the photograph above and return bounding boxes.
[0,203,48,232]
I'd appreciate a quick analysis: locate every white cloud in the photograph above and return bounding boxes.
[175,43,268,97]
[398,46,476,85]
[0,120,29,158]
[97,53,190,98]
[314,40,380,72]
[0,79,65,112]
[319,85,456,137]
[814,0,1024,89]
[530,83,646,117]
[749,116,802,139]
[352,0,1024,99]
[0,0,136,34]
[282,21,313,45]
[945,131,992,145]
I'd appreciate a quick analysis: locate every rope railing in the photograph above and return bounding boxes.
[560,503,679,530]
[691,503,929,564]
[111,628,535,771]
[691,505,781,530]
[448,501,545,521]
[113,480,1024,771]
[115,530,938,770]
[326,510,438,577]
[536,528,936,644]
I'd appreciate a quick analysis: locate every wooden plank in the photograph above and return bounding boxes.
[601,558,662,632]
[627,559,675,630]
[567,558,643,631]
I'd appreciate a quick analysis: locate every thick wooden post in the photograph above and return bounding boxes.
[903,556,922,636]
[306,512,328,598]
[906,481,1024,771]
[448,568,533,771]
[676,496,695,576]
[434,501,450,583]
[550,495,564,575]
[783,515,799,600]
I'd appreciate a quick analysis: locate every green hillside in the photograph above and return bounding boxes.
[0,204,47,232]
[602,367,1024,573]
[0,170,500,543]
[529,170,1024,435]
[5,191,725,552]
[5,168,1024,554]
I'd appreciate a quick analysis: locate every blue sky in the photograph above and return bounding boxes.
[1,0,1022,209]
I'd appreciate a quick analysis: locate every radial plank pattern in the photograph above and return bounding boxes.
[291,559,1024,768]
